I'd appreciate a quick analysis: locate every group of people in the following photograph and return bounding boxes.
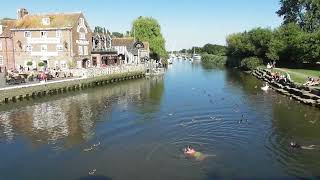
[267,61,276,69]
[270,71,292,85]
[303,77,320,86]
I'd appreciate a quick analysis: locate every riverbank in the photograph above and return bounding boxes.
[252,68,320,108]
[0,66,146,105]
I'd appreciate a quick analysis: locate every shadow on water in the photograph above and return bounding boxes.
[78,175,112,180]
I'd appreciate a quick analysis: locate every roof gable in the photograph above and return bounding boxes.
[15,13,82,29]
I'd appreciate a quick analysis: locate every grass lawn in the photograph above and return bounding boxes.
[273,68,320,84]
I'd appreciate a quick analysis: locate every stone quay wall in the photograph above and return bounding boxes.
[252,68,320,108]
[0,65,147,105]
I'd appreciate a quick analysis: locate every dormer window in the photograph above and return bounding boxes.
[42,17,50,25]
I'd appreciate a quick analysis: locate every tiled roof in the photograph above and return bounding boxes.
[142,41,149,50]
[15,13,81,29]
[0,19,16,37]
[112,38,135,47]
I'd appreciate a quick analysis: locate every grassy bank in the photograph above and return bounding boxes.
[273,68,320,84]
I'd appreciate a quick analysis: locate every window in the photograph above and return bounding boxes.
[0,25,3,35]
[41,45,47,52]
[79,18,85,26]
[56,45,63,52]
[24,31,31,38]
[79,32,86,40]
[78,46,83,55]
[56,30,62,38]
[26,45,32,52]
[40,31,47,38]
[42,17,50,25]
[0,55,3,65]
[60,61,67,69]
[0,41,2,51]
[83,46,88,55]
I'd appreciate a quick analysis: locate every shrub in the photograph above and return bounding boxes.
[38,62,45,67]
[240,57,263,70]
[26,61,33,66]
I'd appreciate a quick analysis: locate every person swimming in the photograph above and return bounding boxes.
[184,145,205,160]
[290,142,317,150]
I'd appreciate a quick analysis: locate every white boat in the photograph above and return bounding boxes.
[192,49,201,61]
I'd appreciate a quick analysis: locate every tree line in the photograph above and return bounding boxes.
[226,0,320,67]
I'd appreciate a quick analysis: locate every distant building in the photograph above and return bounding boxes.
[91,31,119,67]
[0,19,16,72]
[10,8,93,69]
[111,37,150,64]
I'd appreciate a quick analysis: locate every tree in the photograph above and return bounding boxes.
[202,44,227,56]
[94,26,104,33]
[277,0,320,32]
[132,16,167,61]
[112,32,124,38]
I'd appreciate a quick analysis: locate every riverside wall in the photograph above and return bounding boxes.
[252,68,320,108]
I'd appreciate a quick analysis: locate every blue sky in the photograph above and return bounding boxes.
[0,0,283,50]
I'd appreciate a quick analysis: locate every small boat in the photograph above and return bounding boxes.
[261,84,269,91]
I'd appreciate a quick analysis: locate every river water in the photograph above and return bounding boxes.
[0,60,320,180]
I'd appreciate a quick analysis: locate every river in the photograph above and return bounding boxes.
[0,60,320,180]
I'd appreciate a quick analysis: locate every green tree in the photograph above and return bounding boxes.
[132,16,168,61]
[202,44,227,56]
[277,0,320,32]
[112,32,124,38]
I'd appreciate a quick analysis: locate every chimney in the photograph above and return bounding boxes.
[17,8,29,20]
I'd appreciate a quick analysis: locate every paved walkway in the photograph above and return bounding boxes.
[0,77,81,91]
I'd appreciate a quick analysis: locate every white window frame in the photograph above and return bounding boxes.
[56,45,63,52]
[83,46,88,55]
[40,31,48,38]
[56,30,62,38]
[0,55,3,65]
[41,45,47,52]
[42,17,50,25]
[0,25,3,35]
[26,44,32,52]
[60,61,67,69]
[79,32,86,40]
[78,46,83,55]
[79,18,85,26]
[24,31,31,38]
[0,41,2,51]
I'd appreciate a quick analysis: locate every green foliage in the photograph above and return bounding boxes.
[201,54,227,67]
[38,62,45,67]
[226,22,320,66]
[132,16,167,60]
[240,57,263,71]
[112,32,124,38]
[277,0,320,32]
[202,44,227,56]
[26,61,33,66]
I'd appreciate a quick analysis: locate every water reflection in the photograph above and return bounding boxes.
[0,77,164,146]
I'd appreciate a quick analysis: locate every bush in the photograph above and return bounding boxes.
[26,61,33,66]
[240,57,263,71]
[38,62,45,67]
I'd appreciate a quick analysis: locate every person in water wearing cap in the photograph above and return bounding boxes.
[184,145,205,160]
[290,142,317,150]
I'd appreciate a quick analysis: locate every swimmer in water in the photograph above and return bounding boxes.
[290,142,317,150]
[184,145,205,160]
